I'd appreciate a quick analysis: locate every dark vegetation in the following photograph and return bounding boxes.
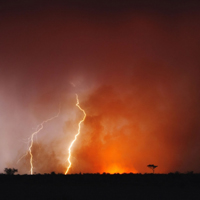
[1,171,200,200]
[4,168,18,175]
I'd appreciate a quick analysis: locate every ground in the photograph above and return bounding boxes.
[1,174,200,200]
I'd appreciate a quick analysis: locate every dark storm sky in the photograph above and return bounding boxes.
[0,0,200,174]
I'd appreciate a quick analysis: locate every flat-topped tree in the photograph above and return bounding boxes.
[147,164,158,174]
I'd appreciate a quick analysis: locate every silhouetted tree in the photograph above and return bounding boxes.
[4,168,18,175]
[147,164,157,174]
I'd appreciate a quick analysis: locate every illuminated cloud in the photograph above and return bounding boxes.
[0,1,200,174]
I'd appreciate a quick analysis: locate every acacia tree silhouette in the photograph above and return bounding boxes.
[4,168,18,175]
[147,164,158,174]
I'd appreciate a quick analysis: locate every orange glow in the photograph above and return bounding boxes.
[104,164,138,174]
[65,94,86,174]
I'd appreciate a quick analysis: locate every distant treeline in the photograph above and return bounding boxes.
[1,173,200,186]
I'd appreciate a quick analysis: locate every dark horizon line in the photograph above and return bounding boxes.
[1,172,197,175]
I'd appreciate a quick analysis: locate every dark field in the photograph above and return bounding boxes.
[1,173,200,200]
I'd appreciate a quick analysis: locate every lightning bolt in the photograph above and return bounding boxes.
[29,111,60,175]
[18,104,61,175]
[65,94,86,174]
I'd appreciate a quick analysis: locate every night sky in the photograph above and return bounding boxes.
[1,0,200,174]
